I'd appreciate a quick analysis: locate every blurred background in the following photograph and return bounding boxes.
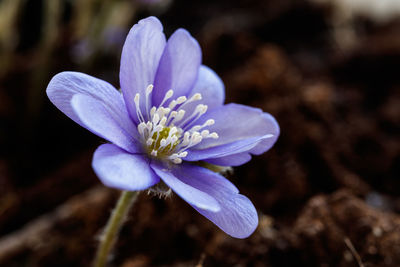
[0,0,399,266]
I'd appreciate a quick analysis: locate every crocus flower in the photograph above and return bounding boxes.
[46,16,279,238]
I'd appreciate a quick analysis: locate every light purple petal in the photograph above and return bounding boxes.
[175,65,225,125]
[248,112,280,154]
[92,144,159,191]
[46,71,136,136]
[205,153,252,166]
[120,16,166,123]
[153,29,202,106]
[151,162,220,212]
[170,164,258,238]
[188,65,225,110]
[185,135,273,161]
[187,103,279,162]
[71,94,141,153]
[194,104,279,150]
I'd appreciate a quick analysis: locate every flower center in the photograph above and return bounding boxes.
[134,85,218,164]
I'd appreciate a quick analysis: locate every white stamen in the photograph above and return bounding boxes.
[168,96,186,110]
[145,84,154,119]
[169,127,178,136]
[176,93,201,112]
[146,121,152,131]
[150,106,157,117]
[181,132,190,146]
[166,111,178,125]
[134,94,145,122]
[134,93,140,103]
[146,138,154,146]
[176,110,186,120]
[201,130,210,137]
[134,86,218,164]
[159,116,167,126]
[160,139,167,147]
[191,93,202,101]
[170,109,185,125]
[159,89,174,107]
[192,134,203,145]
[189,119,215,133]
[205,119,215,126]
[173,158,182,164]
[170,135,178,145]
[152,113,160,125]
[180,104,208,129]
[169,153,178,159]
[178,151,188,157]
[209,132,219,139]
[138,122,146,135]
[168,100,177,109]
[146,84,154,94]
[176,96,187,104]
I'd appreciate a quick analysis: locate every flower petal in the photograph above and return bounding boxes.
[47,71,136,136]
[170,163,258,238]
[175,65,225,125]
[185,135,273,161]
[71,94,140,153]
[120,16,166,123]
[187,103,279,162]
[92,144,159,191]
[188,65,225,110]
[152,29,202,106]
[248,112,280,154]
[151,161,220,212]
[205,152,252,166]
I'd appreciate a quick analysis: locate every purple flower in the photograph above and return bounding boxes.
[46,16,279,238]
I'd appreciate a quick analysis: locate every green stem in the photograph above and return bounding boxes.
[93,190,139,267]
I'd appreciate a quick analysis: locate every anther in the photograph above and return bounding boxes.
[191,93,202,101]
[145,84,154,94]
[205,119,215,126]
[159,117,167,126]
[169,127,178,135]
[172,110,185,123]
[145,85,154,119]
[135,86,218,165]
[165,89,173,98]
[134,93,145,122]
[170,136,178,144]
[160,139,167,147]
[152,113,160,124]
[176,96,187,104]
[159,89,174,107]
[138,122,146,135]
[196,104,208,115]
[134,93,140,104]
[173,158,182,164]
[150,106,157,117]
[209,132,219,139]
[177,94,201,111]
[178,151,188,157]
[146,121,152,131]
[201,130,210,137]
[181,132,190,146]
[180,104,208,129]
[146,138,154,146]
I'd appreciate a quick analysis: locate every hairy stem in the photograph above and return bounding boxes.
[93,190,139,267]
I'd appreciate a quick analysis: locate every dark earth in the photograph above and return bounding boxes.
[0,0,399,266]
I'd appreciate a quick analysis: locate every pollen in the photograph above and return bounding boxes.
[134,85,218,164]
[150,127,180,153]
